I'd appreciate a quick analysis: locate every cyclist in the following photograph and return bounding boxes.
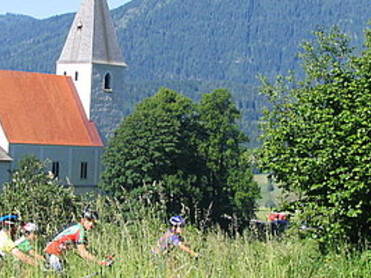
[0,215,37,266]
[14,222,45,262]
[152,215,198,258]
[44,209,111,272]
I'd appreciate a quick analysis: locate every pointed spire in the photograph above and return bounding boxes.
[58,0,126,67]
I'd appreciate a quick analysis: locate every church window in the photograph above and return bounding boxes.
[75,71,79,81]
[80,162,88,179]
[103,73,112,92]
[63,71,67,76]
[52,162,59,178]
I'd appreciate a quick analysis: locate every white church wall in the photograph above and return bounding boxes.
[0,121,9,152]
[8,144,103,188]
[57,63,93,119]
[68,146,103,186]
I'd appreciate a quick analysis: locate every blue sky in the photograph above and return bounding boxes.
[0,0,131,19]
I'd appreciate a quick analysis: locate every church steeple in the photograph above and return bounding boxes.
[58,0,126,67]
[57,0,127,144]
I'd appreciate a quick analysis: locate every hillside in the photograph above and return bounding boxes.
[115,0,370,83]
[0,0,370,146]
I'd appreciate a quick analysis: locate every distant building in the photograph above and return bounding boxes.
[0,0,126,190]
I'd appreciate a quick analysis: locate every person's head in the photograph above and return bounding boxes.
[22,222,39,241]
[81,209,99,231]
[169,215,185,234]
[0,214,19,238]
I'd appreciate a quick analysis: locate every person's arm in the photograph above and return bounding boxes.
[28,250,45,261]
[11,248,37,266]
[77,244,106,265]
[178,243,198,257]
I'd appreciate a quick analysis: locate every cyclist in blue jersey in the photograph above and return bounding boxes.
[152,215,198,258]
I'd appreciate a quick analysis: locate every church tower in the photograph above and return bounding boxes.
[56,0,127,144]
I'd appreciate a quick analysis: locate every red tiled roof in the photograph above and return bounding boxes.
[0,70,103,147]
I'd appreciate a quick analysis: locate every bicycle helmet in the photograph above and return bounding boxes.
[82,209,99,221]
[0,214,19,226]
[169,215,185,227]
[22,223,39,234]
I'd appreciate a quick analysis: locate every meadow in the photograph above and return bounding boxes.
[1,217,370,278]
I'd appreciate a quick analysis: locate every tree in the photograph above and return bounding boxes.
[0,155,81,234]
[101,88,205,218]
[101,87,259,229]
[198,89,259,229]
[259,26,371,247]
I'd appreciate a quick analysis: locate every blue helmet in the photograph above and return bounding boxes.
[169,215,185,227]
[0,214,19,226]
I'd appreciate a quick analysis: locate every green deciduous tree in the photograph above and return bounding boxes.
[101,88,259,230]
[101,88,204,219]
[198,89,259,229]
[259,26,371,247]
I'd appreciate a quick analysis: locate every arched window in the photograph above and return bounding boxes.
[75,71,79,81]
[103,73,112,92]
[63,71,67,76]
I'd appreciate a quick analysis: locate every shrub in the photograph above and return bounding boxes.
[0,155,81,235]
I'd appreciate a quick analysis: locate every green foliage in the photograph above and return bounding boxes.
[101,88,259,230]
[259,26,371,247]
[122,80,264,147]
[102,88,207,223]
[0,155,81,234]
[92,182,168,225]
[197,89,260,228]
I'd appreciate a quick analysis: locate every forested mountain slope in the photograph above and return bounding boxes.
[116,0,370,83]
[0,0,370,145]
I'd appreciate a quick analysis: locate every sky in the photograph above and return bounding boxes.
[0,0,131,19]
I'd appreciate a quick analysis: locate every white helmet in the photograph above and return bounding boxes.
[23,223,39,233]
[169,215,185,227]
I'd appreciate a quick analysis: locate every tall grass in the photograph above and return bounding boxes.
[1,217,370,278]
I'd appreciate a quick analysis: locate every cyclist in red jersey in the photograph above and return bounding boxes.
[44,209,111,272]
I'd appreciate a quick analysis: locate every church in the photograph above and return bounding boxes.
[0,0,126,190]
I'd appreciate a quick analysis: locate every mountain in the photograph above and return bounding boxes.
[0,0,370,146]
[116,0,370,83]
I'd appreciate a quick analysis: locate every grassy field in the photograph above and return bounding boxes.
[1,218,370,278]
